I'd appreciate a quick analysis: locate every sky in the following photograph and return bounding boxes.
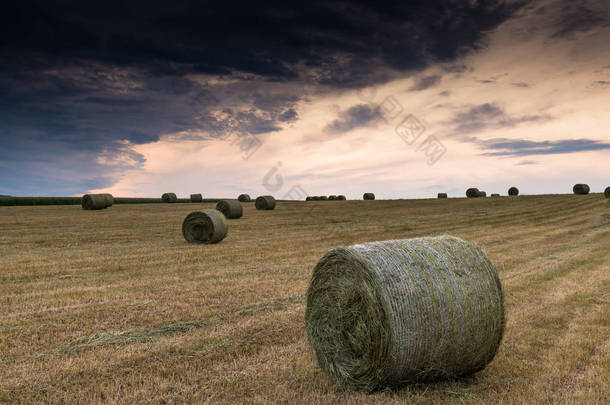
[1,0,609,199]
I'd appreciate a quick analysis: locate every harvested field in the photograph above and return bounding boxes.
[0,194,609,404]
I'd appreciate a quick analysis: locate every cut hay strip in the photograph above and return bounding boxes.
[81,194,112,210]
[337,195,347,200]
[182,209,228,244]
[306,235,504,392]
[190,193,203,203]
[216,199,243,219]
[437,193,448,199]
[238,194,251,202]
[573,184,590,195]
[605,187,610,199]
[508,187,519,196]
[162,192,178,203]
[363,193,375,200]
[255,195,276,210]
[466,188,479,198]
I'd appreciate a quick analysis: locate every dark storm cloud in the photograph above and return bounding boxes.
[549,2,610,39]
[478,138,610,156]
[409,75,442,91]
[325,104,383,133]
[449,103,548,135]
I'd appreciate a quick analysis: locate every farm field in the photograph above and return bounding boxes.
[0,195,609,404]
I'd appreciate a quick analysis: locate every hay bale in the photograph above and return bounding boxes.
[238,194,251,202]
[437,193,448,199]
[478,191,487,197]
[605,187,610,199]
[190,193,203,203]
[337,195,347,200]
[81,194,112,210]
[320,196,328,201]
[306,235,504,392]
[573,184,590,195]
[162,193,178,203]
[255,195,276,210]
[312,196,321,201]
[306,196,313,201]
[491,193,500,197]
[216,199,243,219]
[466,188,479,198]
[508,187,519,196]
[182,209,228,244]
[329,195,337,200]
[363,193,375,200]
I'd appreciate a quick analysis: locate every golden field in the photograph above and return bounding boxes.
[0,195,609,404]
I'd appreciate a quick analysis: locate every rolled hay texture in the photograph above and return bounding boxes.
[466,188,480,198]
[437,193,448,199]
[573,184,590,195]
[190,193,203,203]
[255,195,276,210]
[337,195,347,200]
[238,194,251,202]
[306,235,505,392]
[162,192,178,203]
[216,199,243,219]
[329,195,337,200]
[605,187,610,199]
[182,209,228,244]
[508,187,519,196]
[81,194,113,210]
[477,191,487,198]
[363,193,375,200]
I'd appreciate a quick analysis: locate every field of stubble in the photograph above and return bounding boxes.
[1,195,609,404]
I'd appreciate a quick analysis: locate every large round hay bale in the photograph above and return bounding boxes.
[605,187,610,199]
[182,209,228,244]
[573,184,590,195]
[190,193,203,203]
[508,187,519,196]
[306,235,504,392]
[328,195,337,200]
[363,193,375,200]
[81,194,111,210]
[320,196,328,201]
[312,196,321,201]
[491,193,500,197]
[478,191,487,197]
[306,196,312,201]
[216,199,243,219]
[466,188,479,198]
[238,194,251,202]
[437,193,448,199]
[162,193,178,203]
[101,193,114,206]
[255,195,276,210]
[337,195,347,200]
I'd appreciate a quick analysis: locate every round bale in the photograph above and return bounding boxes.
[363,193,375,200]
[605,187,610,199]
[508,187,519,196]
[81,194,110,210]
[238,194,251,202]
[320,196,328,201]
[162,193,178,203]
[478,191,487,197]
[573,184,590,195]
[466,188,479,198]
[182,209,228,244]
[216,199,243,219]
[190,193,203,203]
[337,195,347,200]
[437,193,448,199]
[255,195,276,210]
[306,235,504,392]
[329,195,337,200]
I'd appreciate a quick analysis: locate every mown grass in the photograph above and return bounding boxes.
[0,194,608,404]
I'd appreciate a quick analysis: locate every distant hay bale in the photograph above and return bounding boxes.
[216,199,243,219]
[491,193,500,197]
[312,196,321,201]
[363,193,375,200]
[255,195,276,210]
[238,194,251,202]
[437,193,448,199]
[605,187,610,199]
[190,193,203,203]
[329,195,337,200]
[478,191,487,197]
[573,184,590,195]
[306,196,313,201]
[508,187,519,196]
[81,194,113,210]
[320,196,328,201]
[162,193,178,203]
[466,188,479,198]
[306,235,504,392]
[182,209,228,244]
[337,195,347,200]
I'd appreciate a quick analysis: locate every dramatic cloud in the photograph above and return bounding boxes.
[478,138,610,156]
[449,103,549,135]
[409,75,442,91]
[325,104,382,134]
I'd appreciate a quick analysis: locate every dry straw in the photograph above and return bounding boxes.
[216,199,243,219]
[190,193,203,203]
[573,184,590,195]
[182,209,228,244]
[605,187,610,199]
[238,194,251,202]
[437,193,448,199]
[508,187,519,196]
[466,188,479,198]
[81,194,113,210]
[255,195,276,210]
[162,193,178,203]
[306,235,505,392]
[363,193,375,200]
